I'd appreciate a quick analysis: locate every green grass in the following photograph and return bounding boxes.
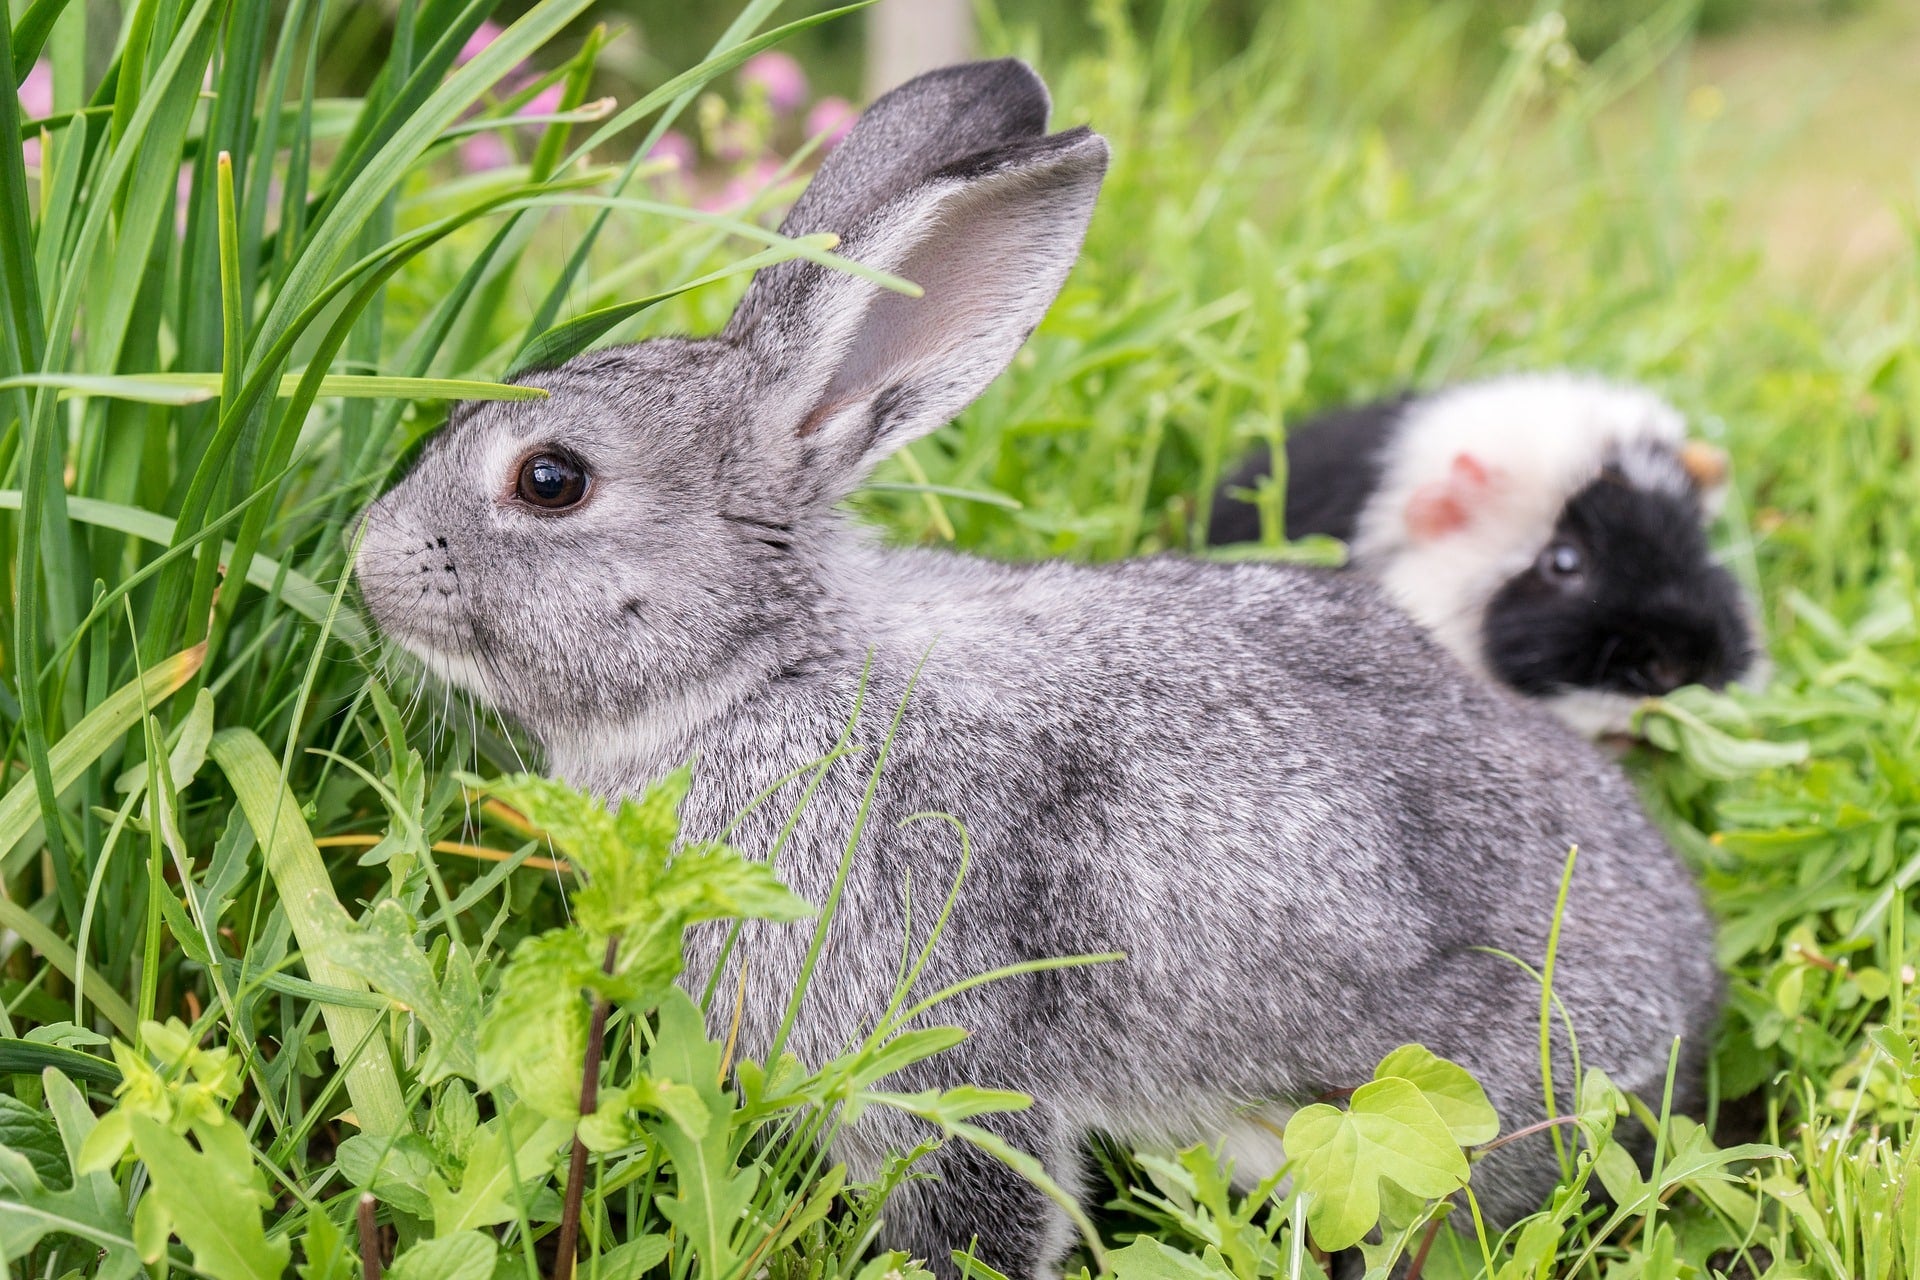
[3,0,1919,1276]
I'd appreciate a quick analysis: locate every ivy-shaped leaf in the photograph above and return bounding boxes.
[1284,1076,1470,1251]
[1374,1044,1500,1146]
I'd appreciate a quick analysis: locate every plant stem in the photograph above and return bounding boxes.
[356,1193,382,1280]
[1472,1113,1581,1157]
[1405,1215,1444,1280]
[554,936,618,1280]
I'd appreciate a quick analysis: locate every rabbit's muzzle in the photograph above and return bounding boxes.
[353,505,479,662]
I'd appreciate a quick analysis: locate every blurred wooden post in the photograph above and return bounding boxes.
[866,0,975,98]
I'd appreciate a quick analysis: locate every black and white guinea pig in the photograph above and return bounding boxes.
[1208,372,1764,736]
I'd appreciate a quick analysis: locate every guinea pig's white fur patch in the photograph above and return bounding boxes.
[1351,373,1695,685]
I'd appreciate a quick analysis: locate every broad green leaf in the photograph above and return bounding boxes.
[843,1026,970,1092]
[0,1139,141,1275]
[861,1085,1033,1128]
[335,1132,436,1219]
[593,1235,672,1279]
[476,927,598,1118]
[625,1074,710,1142]
[1284,1076,1470,1251]
[295,1206,351,1280]
[1374,1044,1501,1146]
[473,769,810,1012]
[429,1081,480,1168]
[475,772,624,884]
[1574,1066,1627,1148]
[1637,696,1810,780]
[648,986,756,1275]
[388,1229,498,1280]
[127,1115,289,1279]
[0,1094,68,1187]
[1653,1117,1789,1192]
[43,1069,139,1278]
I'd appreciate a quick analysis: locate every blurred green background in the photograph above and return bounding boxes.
[475,0,1916,295]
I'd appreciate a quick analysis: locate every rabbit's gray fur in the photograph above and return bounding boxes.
[357,59,1720,1278]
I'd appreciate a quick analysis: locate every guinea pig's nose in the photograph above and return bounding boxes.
[1643,658,1689,694]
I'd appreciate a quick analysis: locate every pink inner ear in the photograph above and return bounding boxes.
[1404,452,1498,541]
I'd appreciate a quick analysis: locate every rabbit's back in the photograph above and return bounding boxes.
[657,548,1714,1151]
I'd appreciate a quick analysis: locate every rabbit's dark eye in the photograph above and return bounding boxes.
[1537,540,1585,587]
[516,453,589,510]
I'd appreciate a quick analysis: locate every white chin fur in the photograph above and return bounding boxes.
[391,635,495,703]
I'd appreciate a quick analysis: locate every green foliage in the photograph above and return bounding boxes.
[2,0,1918,1276]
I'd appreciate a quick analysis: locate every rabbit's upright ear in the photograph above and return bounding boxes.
[725,60,1108,502]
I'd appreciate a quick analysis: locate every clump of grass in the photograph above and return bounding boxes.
[4,0,1920,1276]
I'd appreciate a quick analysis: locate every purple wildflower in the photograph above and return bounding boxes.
[458,131,513,173]
[740,51,808,115]
[806,96,858,149]
[458,20,505,66]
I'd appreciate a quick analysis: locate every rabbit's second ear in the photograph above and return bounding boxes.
[733,126,1109,503]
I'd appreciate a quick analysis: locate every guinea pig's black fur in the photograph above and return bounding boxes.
[1208,396,1408,545]
[1481,468,1756,698]
[1208,374,1762,735]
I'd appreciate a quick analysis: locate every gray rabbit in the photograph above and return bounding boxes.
[357,60,1720,1279]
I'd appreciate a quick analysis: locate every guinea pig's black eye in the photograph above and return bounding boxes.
[1538,541,1585,584]
[515,452,589,511]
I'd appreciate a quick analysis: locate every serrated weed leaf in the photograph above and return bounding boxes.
[648,988,758,1275]
[127,1116,289,1279]
[319,900,479,1082]
[426,1104,571,1235]
[476,928,597,1116]
[1284,1077,1471,1252]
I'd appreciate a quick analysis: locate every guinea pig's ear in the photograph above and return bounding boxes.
[1679,440,1731,516]
[1404,452,1502,542]
[723,60,1107,503]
